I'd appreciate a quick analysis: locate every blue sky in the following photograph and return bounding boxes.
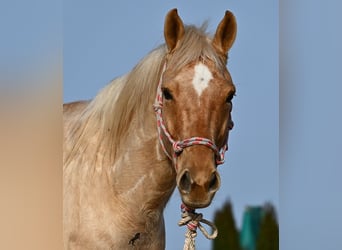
[64,1,278,249]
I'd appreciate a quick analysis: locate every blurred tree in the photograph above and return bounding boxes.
[240,206,264,250]
[212,200,241,250]
[255,203,279,250]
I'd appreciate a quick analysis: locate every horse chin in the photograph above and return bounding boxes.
[180,195,213,209]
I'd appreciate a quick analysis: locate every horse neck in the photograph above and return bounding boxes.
[65,50,176,214]
[78,83,177,214]
[108,56,177,214]
[111,110,176,213]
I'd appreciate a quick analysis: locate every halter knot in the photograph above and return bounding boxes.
[173,141,184,154]
[217,144,228,165]
[153,103,162,112]
[178,203,218,250]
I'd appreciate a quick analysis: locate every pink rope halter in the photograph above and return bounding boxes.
[153,62,228,168]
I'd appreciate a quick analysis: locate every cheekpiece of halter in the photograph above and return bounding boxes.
[153,62,228,168]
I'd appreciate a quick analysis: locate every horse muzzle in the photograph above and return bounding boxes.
[176,168,221,209]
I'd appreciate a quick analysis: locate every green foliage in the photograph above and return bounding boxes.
[255,203,279,250]
[212,200,241,250]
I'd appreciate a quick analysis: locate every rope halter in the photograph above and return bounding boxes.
[153,62,229,168]
[153,61,229,249]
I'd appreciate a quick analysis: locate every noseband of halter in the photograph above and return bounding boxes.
[153,62,228,169]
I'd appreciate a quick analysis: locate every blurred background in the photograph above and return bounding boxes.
[1,0,342,250]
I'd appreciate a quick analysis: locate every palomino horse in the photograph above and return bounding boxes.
[64,9,237,249]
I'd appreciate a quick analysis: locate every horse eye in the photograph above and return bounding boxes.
[226,93,235,103]
[162,88,173,100]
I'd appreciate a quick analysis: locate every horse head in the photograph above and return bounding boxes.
[156,9,237,209]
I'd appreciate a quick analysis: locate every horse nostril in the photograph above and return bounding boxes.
[178,170,192,194]
[208,172,220,192]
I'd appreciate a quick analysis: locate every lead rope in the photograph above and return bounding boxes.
[178,204,218,250]
[154,62,225,249]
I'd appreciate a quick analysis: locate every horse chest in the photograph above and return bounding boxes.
[67,207,165,249]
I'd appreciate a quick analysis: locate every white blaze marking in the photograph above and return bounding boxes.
[192,63,213,97]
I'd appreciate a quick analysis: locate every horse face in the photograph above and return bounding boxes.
[160,9,237,209]
[161,60,235,208]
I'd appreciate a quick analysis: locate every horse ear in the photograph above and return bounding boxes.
[212,10,237,56]
[164,9,185,53]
